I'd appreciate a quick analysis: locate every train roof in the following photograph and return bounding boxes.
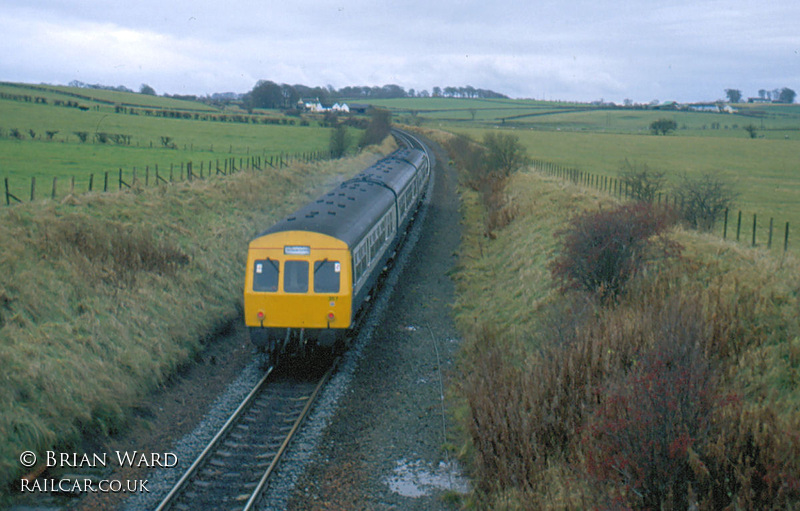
[255,148,424,248]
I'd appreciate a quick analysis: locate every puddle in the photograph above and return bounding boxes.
[385,458,470,498]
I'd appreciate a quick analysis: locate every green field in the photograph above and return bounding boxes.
[365,96,800,140]
[361,97,800,253]
[4,84,799,249]
[1,83,338,197]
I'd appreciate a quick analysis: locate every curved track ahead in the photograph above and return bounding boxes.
[156,128,434,511]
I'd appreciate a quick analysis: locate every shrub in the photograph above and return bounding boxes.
[446,133,526,238]
[583,339,718,509]
[550,203,679,298]
[674,172,737,231]
[617,159,666,203]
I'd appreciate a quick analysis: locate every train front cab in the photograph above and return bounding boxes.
[244,231,352,356]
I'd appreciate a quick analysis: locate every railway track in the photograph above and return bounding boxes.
[155,361,336,511]
[156,129,432,510]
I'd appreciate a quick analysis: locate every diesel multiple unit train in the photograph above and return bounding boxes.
[243,131,431,365]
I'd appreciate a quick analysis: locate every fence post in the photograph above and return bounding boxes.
[752,214,757,246]
[51,177,57,199]
[736,210,742,242]
[5,178,22,205]
[768,218,774,249]
[89,174,94,192]
[30,177,35,201]
[785,222,790,252]
[723,208,728,239]
[104,171,108,192]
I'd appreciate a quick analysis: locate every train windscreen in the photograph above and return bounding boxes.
[314,260,341,293]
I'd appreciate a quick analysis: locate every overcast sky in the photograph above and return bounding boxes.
[2,0,798,103]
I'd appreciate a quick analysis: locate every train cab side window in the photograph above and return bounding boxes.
[253,259,279,292]
[314,260,341,293]
[284,260,309,293]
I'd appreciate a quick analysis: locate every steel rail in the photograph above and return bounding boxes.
[242,359,338,510]
[155,365,274,511]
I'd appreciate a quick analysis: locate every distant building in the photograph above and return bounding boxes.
[688,103,720,113]
[299,98,351,113]
[652,101,679,110]
[348,103,370,114]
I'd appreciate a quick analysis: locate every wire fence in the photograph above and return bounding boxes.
[533,159,791,253]
[3,150,332,206]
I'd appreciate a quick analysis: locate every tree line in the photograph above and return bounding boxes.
[724,87,796,103]
[243,81,508,110]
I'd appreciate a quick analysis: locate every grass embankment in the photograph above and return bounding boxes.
[0,137,397,494]
[442,133,800,508]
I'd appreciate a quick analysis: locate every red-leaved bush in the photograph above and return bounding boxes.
[550,203,679,298]
[583,342,718,509]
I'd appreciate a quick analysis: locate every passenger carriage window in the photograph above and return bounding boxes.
[253,259,279,292]
[284,260,309,293]
[314,260,341,293]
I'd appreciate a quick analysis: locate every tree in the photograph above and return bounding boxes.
[724,89,742,103]
[650,118,678,135]
[674,172,737,231]
[482,132,529,180]
[329,125,349,158]
[778,87,796,104]
[245,80,284,109]
[140,83,156,95]
[743,124,758,139]
[359,108,392,147]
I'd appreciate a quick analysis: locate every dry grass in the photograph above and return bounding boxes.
[0,139,395,492]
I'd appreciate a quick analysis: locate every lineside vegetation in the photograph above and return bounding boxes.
[418,126,800,509]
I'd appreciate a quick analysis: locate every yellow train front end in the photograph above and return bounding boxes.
[244,231,353,358]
